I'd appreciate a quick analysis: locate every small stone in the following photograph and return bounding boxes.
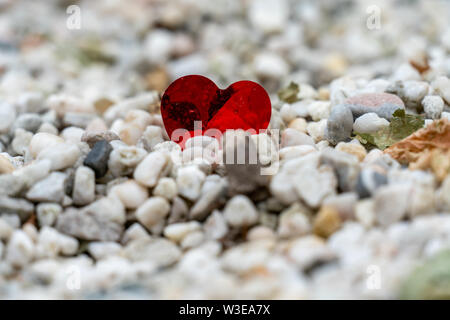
[109,180,149,209]
[104,92,160,124]
[248,0,288,34]
[11,113,42,133]
[277,203,311,238]
[313,206,341,238]
[353,113,389,133]
[279,145,316,161]
[81,131,120,148]
[11,128,33,156]
[335,142,367,161]
[190,174,227,220]
[168,196,189,224]
[36,203,62,227]
[280,104,297,123]
[287,235,335,270]
[345,92,406,118]
[374,184,411,227]
[87,242,122,260]
[6,230,35,268]
[135,197,170,231]
[407,185,435,218]
[0,196,34,221]
[0,217,13,241]
[223,131,269,194]
[180,231,204,249]
[288,118,307,132]
[247,226,275,241]
[12,159,51,189]
[320,147,360,192]
[35,226,78,258]
[431,76,450,105]
[72,166,95,206]
[83,140,113,178]
[322,192,358,221]
[37,122,58,135]
[47,94,95,115]
[293,156,337,208]
[121,223,151,245]
[325,104,353,144]
[308,101,331,121]
[253,52,289,78]
[56,199,124,241]
[62,112,96,129]
[153,177,177,200]
[355,199,375,228]
[224,195,259,228]
[307,119,327,143]
[61,127,85,144]
[117,110,152,145]
[123,238,181,267]
[176,165,206,201]
[356,168,387,198]
[0,102,16,134]
[108,144,147,177]
[26,172,67,203]
[37,142,80,171]
[0,174,24,196]
[281,128,315,147]
[422,95,444,120]
[133,150,172,187]
[28,132,64,158]
[163,221,201,243]
[139,125,164,151]
[204,210,228,240]
[0,154,15,174]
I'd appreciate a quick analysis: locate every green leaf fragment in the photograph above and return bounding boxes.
[355,109,424,150]
[278,82,300,103]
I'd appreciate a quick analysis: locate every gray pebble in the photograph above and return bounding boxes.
[83,140,113,178]
[325,104,353,144]
[26,172,67,203]
[12,113,42,133]
[356,168,388,198]
[0,195,34,222]
[320,147,360,192]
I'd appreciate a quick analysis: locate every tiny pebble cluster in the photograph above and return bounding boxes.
[0,0,450,299]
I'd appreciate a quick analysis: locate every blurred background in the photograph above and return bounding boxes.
[1,0,449,103]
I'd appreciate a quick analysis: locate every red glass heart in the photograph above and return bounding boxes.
[161,75,271,145]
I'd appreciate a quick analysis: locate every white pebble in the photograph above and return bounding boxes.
[36,203,62,227]
[153,177,178,200]
[163,221,201,243]
[73,166,96,206]
[353,113,390,133]
[29,132,64,158]
[224,195,259,227]
[176,165,206,201]
[134,151,172,187]
[109,180,149,209]
[308,101,331,121]
[0,102,16,133]
[35,226,78,258]
[37,142,80,171]
[6,230,35,268]
[136,196,170,231]
[422,95,444,119]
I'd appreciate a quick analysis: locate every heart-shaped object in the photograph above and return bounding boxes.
[161,75,271,144]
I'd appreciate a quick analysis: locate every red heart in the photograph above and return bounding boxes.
[161,75,271,145]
